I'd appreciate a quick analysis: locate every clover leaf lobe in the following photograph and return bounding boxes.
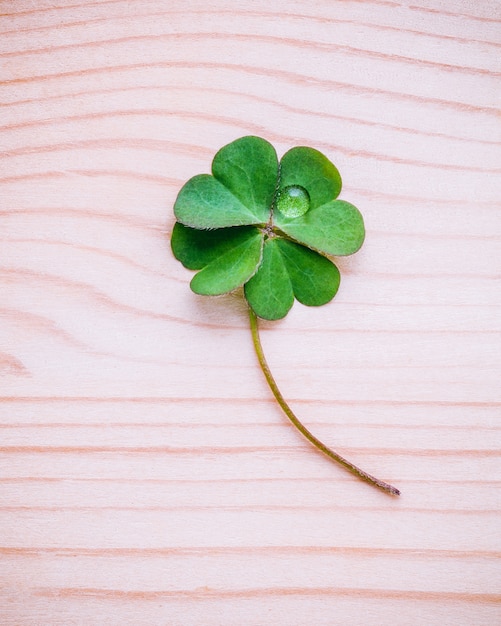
[244,239,294,320]
[212,135,278,224]
[274,239,340,306]
[174,174,263,229]
[278,146,342,211]
[172,223,264,296]
[276,199,365,256]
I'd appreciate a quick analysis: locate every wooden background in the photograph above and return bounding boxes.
[1,1,500,624]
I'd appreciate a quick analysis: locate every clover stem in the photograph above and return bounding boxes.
[248,307,400,497]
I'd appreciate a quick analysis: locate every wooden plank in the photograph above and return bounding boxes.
[1,1,500,624]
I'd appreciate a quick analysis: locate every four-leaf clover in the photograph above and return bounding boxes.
[170,136,400,496]
[171,135,365,320]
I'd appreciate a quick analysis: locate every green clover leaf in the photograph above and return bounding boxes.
[174,136,277,228]
[172,136,365,320]
[244,238,340,321]
[170,136,400,496]
[171,223,264,295]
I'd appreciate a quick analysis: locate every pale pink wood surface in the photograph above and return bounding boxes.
[1,1,500,624]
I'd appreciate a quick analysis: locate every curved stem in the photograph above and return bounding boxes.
[249,307,400,497]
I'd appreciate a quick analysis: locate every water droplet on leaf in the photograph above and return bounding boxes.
[276,185,310,218]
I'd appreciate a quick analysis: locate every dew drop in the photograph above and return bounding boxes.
[276,185,310,218]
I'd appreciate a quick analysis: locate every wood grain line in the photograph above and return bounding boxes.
[3,85,499,146]
[0,208,163,230]
[407,3,501,23]
[0,352,29,376]
[1,422,498,431]
[0,170,176,186]
[0,477,499,486]
[2,32,499,79]
[34,586,501,603]
[2,117,499,174]
[2,545,500,558]
[3,0,500,25]
[2,8,500,48]
[2,61,497,115]
[1,397,499,407]
[1,239,170,278]
[0,446,498,457]
[0,505,498,515]
[0,267,191,325]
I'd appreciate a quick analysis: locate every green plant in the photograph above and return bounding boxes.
[171,136,400,496]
